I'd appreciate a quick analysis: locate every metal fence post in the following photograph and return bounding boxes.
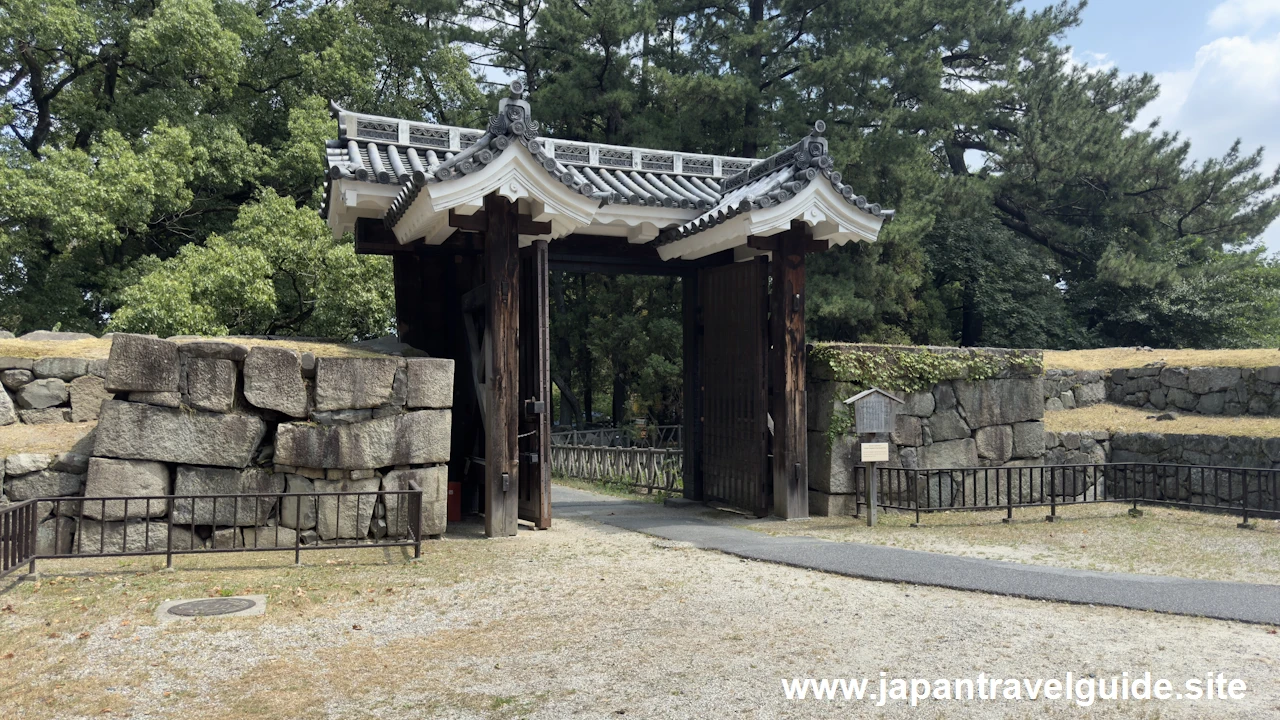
[27,502,37,577]
[1003,468,1013,524]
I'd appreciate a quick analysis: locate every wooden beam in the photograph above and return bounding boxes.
[682,272,704,501]
[517,240,552,529]
[450,209,552,236]
[769,220,810,520]
[747,234,829,254]
[484,193,521,538]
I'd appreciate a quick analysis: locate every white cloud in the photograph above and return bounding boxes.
[1209,0,1280,32]
[1135,32,1280,252]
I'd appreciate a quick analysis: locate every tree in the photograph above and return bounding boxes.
[109,188,394,339]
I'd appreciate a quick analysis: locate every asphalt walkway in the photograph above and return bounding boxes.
[551,485,1280,625]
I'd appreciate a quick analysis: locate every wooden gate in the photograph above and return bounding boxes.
[699,259,770,516]
[518,240,552,528]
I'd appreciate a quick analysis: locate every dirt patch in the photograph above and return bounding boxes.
[1046,403,1280,437]
[1045,348,1280,371]
[2,515,1278,719]
[0,421,95,457]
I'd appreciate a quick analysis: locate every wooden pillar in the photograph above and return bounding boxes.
[485,193,520,537]
[770,221,809,519]
[682,271,704,501]
[518,239,552,528]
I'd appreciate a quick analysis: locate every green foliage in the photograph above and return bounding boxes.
[109,190,394,339]
[810,344,1042,393]
[550,272,683,426]
[0,0,475,335]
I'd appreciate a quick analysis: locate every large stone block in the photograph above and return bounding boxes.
[5,469,83,500]
[243,524,298,548]
[313,357,402,411]
[127,391,180,408]
[184,357,237,413]
[917,438,978,469]
[0,389,14,426]
[422,498,447,536]
[279,474,317,530]
[83,458,169,521]
[405,358,455,408]
[0,357,34,371]
[37,517,75,555]
[75,520,168,554]
[1188,367,1241,395]
[243,347,307,417]
[7,452,53,476]
[17,378,68,409]
[171,466,284,526]
[1159,367,1189,390]
[954,379,1043,428]
[179,341,248,362]
[1074,382,1106,406]
[315,477,380,539]
[1,369,32,390]
[927,409,969,442]
[807,433,859,494]
[975,425,1014,462]
[1012,421,1046,458]
[807,490,859,517]
[275,410,451,469]
[69,375,111,422]
[105,334,180,393]
[806,381,853,433]
[93,400,267,468]
[381,466,445,536]
[901,391,935,418]
[33,357,88,380]
[19,408,69,424]
[891,414,923,447]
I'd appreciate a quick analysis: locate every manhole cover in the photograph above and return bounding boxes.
[167,598,258,617]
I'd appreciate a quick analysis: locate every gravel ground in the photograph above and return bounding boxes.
[3,513,1279,719]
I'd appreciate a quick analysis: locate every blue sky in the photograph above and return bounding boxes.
[1026,0,1280,252]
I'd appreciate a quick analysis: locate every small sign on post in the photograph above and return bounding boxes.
[844,388,904,527]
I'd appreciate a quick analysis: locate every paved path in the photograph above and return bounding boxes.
[552,485,1280,625]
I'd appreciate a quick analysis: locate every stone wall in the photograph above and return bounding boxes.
[0,355,111,425]
[1107,365,1280,416]
[808,344,1070,515]
[1,334,455,553]
[1043,369,1107,411]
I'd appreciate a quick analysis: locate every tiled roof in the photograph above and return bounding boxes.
[322,83,893,241]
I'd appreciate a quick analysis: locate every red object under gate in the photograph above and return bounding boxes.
[447,482,462,522]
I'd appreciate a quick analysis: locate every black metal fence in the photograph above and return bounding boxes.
[1,499,40,580]
[1,484,423,580]
[871,463,1280,525]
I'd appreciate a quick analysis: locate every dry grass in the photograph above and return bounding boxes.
[0,421,95,457]
[0,336,388,360]
[1045,403,1280,437]
[738,502,1280,585]
[1045,347,1280,371]
[2,513,1278,719]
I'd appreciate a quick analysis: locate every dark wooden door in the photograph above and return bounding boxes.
[518,240,552,528]
[699,259,771,516]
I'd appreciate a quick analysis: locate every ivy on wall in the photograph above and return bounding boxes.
[810,343,1042,391]
[811,343,1043,446]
